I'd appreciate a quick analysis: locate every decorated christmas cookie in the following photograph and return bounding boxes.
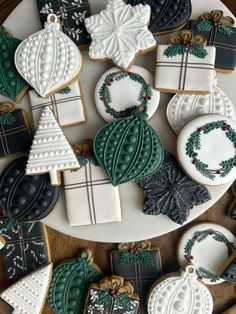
[15,14,82,98]
[177,114,236,186]
[93,109,164,186]
[63,140,122,226]
[155,30,216,94]
[217,250,236,283]
[84,0,156,70]
[29,81,86,129]
[228,180,236,219]
[94,66,160,122]
[0,102,32,159]
[0,219,50,279]
[127,0,192,35]
[0,27,28,102]
[0,234,6,249]
[0,157,60,221]
[111,241,162,314]
[37,0,91,46]
[148,265,213,314]
[177,222,236,285]
[48,249,102,314]
[137,152,211,225]
[84,275,139,314]
[188,10,236,72]
[0,263,53,314]
[167,84,236,134]
[26,106,80,186]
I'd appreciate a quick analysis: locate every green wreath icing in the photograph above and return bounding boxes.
[186,120,236,180]
[0,112,16,125]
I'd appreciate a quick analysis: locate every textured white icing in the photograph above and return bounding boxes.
[167,85,236,134]
[15,14,82,97]
[148,265,213,314]
[0,264,52,314]
[155,45,216,93]
[26,106,80,185]
[177,114,236,185]
[63,164,122,226]
[84,0,156,70]
[94,65,160,122]
[29,81,86,129]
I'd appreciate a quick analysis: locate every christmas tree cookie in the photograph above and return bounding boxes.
[26,106,80,185]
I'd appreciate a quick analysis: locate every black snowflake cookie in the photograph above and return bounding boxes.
[136,152,211,225]
[127,0,192,35]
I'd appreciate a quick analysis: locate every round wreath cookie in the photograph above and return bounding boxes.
[147,265,213,314]
[94,66,160,123]
[177,222,236,285]
[177,114,236,186]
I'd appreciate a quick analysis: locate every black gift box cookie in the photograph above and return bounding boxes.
[37,0,91,46]
[0,219,50,279]
[0,157,60,221]
[188,10,236,72]
[111,241,162,314]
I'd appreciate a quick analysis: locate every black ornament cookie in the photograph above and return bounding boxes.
[127,0,192,35]
[136,152,211,225]
[0,157,60,221]
[0,219,50,279]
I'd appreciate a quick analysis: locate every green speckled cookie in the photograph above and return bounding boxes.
[47,249,102,314]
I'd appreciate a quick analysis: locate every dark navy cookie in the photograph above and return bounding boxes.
[0,157,60,221]
[127,0,192,35]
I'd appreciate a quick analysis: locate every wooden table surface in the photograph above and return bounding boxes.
[0,0,236,313]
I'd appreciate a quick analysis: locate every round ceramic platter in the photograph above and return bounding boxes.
[1,0,236,242]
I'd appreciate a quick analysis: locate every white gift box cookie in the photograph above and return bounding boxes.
[155,30,216,94]
[63,141,122,227]
[29,81,86,129]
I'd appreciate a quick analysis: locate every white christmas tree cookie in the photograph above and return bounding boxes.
[84,0,156,70]
[26,106,80,186]
[15,14,82,98]
[0,264,53,314]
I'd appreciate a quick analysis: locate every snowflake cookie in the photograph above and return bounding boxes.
[84,0,156,70]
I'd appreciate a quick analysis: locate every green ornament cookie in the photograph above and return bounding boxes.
[0,27,28,102]
[93,109,164,186]
[48,249,102,314]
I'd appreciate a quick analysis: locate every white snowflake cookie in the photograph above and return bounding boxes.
[84,0,156,70]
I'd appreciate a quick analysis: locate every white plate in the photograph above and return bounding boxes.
[2,0,236,243]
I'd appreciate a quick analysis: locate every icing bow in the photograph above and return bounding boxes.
[0,102,16,125]
[99,276,134,298]
[118,241,151,254]
[73,140,99,167]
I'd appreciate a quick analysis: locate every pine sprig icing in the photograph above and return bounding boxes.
[120,249,154,266]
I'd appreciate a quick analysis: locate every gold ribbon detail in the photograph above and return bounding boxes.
[198,10,234,26]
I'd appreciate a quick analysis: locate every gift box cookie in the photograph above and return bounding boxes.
[29,81,86,129]
[188,10,236,72]
[155,30,216,94]
[63,140,122,226]
[111,241,162,314]
[0,219,50,279]
[0,102,32,159]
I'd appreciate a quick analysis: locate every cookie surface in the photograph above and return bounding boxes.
[94,66,160,122]
[177,114,236,186]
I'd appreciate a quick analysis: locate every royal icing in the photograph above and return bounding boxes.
[94,66,160,123]
[177,115,236,186]
[29,81,86,129]
[26,106,80,186]
[84,0,156,70]
[167,85,236,134]
[148,265,213,314]
[0,263,53,314]
[15,14,82,98]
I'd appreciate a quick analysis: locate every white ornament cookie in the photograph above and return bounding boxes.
[84,0,156,70]
[94,66,160,122]
[15,14,82,98]
[29,81,86,129]
[148,265,213,314]
[167,86,236,134]
[26,106,80,186]
[177,115,236,186]
[0,263,53,314]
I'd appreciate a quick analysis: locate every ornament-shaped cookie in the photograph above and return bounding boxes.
[26,106,80,185]
[15,14,82,98]
[148,265,213,314]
